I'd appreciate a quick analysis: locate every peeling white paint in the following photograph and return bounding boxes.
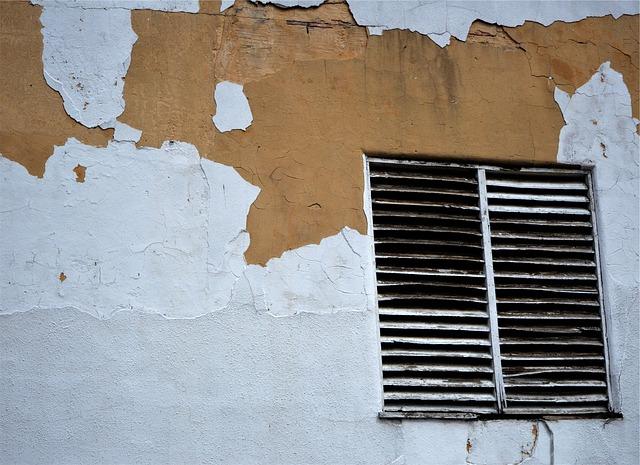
[245,228,374,317]
[346,0,640,47]
[212,81,253,133]
[32,0,199,12]
[555,62,640,412]
[0,139,258,319]
[113,121,143,143]
[220,0,235,12]
[32,0,199,129]
[36,4,137,128]
[0,140,375,320]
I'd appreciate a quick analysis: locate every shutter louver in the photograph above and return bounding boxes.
[368,158,612,418]
[368,160,497,415]
[486,169,610,414]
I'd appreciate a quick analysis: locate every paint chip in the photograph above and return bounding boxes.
[212,81,253,133]
[73,164,86,182]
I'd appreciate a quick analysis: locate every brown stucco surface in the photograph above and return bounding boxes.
[0,1,112,178]
[1,0,638,263]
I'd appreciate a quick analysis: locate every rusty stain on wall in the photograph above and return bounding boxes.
[0,1,112,178]
[1,0,637,264]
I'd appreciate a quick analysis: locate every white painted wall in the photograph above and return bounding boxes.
[1,2,639,464]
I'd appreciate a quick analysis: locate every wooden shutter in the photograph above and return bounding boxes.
[368,158,612,418]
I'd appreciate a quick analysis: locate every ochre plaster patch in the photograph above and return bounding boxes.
[0,1,112,177]
[119,5,639,264]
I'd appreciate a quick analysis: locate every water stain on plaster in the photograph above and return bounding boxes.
[0,1,112,177]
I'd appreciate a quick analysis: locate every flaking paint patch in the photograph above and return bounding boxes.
[212,81,253,132]
[245,227,374,317]
[0,141,373,319]
[0,139,258,319]
[0,1,113,177]
[37,3,138,128]
[346,0,640,47]
[32,0,200,12]
[113,121,143,143]
[555,62,640,412]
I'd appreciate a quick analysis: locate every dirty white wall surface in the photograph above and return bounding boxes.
[347,0,640,45]
[1,1,639,464]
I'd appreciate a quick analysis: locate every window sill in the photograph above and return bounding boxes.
[378,410,623,421]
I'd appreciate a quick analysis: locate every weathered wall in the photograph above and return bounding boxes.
[1,1,638,464]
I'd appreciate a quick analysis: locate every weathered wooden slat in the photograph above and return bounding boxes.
[384,378,495,388]
[489,218,592,228]
[504,379,606,387]
[498,325,601,335]
[378,279,486,291]
[369,170,477,184]
[500,337,603,346]
[494,271,596,280]
[486,179,586,190]
[383,363,494,373]
[377,267,485,278]
[492,244,594,253]
[384,392,496,402]
[375,238,482,249]
[374,225,482,235]
[505,394,608,403]
[373,198,479,210]
[487,192,588,202]
[380,321,489,332]
[381,336,491,346]
[376,252,482,262]
[489,205,590,215]
[373,210,481,223]
[493,257,595,266]
[498,311,601,320]
[502,366,605,377]
[378,308,488,318]
[382,349,493,359]
[495,284,597,294]
[503,406,608,415]
[497,298,599,306]
[501,353,604,361]
[372,185,478,197]
[491,231,593,241]
[378,294,487,303]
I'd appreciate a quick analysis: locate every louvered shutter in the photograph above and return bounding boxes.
[485,169,611,415]
[367,157,612,418]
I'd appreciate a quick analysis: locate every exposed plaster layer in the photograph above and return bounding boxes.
[212,81,253,132]
[0,139,258,319]
[555,62,640,421]
[0,2,112,177]
[37,5,138,128]
[346,0,640,47]
[506,16,640,119]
